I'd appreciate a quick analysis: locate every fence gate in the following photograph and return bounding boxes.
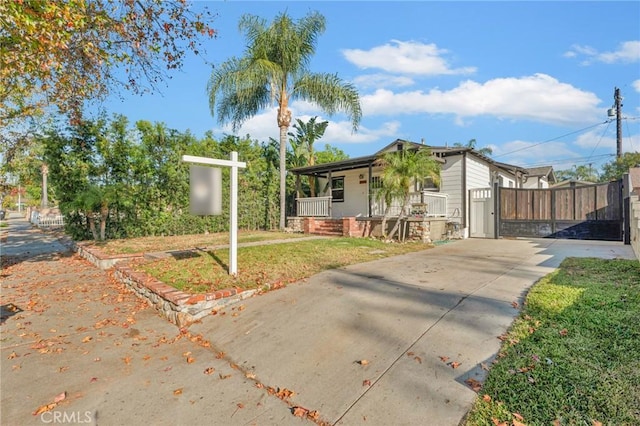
[498,181,623,241]
[470,187,494,238]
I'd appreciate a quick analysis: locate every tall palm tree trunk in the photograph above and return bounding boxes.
[278,123,288,230]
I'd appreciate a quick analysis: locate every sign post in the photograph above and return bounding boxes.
[182,152,247,275]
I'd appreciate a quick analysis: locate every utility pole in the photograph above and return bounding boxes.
[614,87,622,158]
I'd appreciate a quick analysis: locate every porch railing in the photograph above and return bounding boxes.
[296,196,332,217]
[371,191,448,217]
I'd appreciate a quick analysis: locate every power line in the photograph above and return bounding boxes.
[493,121,610,159]
[520,153,614,168]
[586,120,612,163]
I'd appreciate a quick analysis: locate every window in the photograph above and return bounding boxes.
[371,176,383,190]
[331,176,344,202]
[415,176,438,191]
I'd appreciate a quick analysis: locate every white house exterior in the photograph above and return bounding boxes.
[290,139,530,239]
[523,166,556,189]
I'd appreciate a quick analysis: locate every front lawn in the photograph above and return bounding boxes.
[136,237,432,293]
[86,230,308,255]
[464,257,640,426]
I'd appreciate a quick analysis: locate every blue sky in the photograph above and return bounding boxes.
[100,1,640,173]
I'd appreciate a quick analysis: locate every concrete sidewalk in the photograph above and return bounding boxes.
[1,212,636,426]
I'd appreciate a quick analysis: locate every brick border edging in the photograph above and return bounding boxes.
[72,242,261,327]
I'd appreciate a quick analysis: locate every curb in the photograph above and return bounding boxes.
[72,242,271,327]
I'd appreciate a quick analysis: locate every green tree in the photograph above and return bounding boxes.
[207,11,361,230]
[0,0,215,125]
[375,148,441,241]
[315,144,349,165]
[453,139,493,156]
[555,165,599,183]
[600,152,640,182]
[288,116,328,196]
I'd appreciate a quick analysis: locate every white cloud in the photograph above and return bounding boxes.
[353,73,415,89]
[633,79,640,92]
[361,73,602,126]
[215,104,400,146]
[565,40,640,65]
[342,40,476,76]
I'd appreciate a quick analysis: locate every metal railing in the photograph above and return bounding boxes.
[296,196,332,217]
[31,212,65,228]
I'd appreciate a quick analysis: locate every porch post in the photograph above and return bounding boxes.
[328,170,332,218]
[368,161,373,217]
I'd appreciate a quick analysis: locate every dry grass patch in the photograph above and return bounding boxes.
[136,237,433,293]
[85,230,308,255]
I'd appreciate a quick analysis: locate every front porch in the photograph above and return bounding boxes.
[295,191,448,219]
[287,215,453,243]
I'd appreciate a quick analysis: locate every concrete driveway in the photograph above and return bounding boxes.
[1,214,635,426]
[189,237,635,425]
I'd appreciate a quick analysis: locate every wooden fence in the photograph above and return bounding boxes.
[499,181,623,241]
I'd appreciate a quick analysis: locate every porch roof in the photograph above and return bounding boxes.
[290,154,378,177]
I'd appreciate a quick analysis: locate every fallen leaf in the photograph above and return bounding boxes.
[58,366,69,373]
[204,367,215,375]
[552,420,561,426]
[450,361,461,369]
[236,402,244,409]
[407,351,415,357]
[292,406,308,417]
[358,359,369,366]
[123,356,131,365]
[592,421,603,426]
[276,388,295,399]
[307,410,320,420]
[511,301,519,308]
[33,403,57,416]
[559,329,568,336]
[8,352,18,359]
[215,352,225,359]
[414,356,422,364]
[439,356,449,363]
[53,392,66,403]
[512,412,524,421]
[81,336,92,343]
[483,394,491,402]
[173,388,183,395]
[186,356,195,364]
[465,378,482,392]
[363,379,371,386]
[480,362,489,371]
[245,372,256,379]
[90,377,98,383]
[513,420,526,426]
[219,373,231,380]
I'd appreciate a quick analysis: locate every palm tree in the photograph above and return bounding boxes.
[288,116,328,197]
[375,148,440,241]
[453,138,493,156]
[207,11,361,230]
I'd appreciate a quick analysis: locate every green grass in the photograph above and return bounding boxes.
[137,237,432,293]
[465,257,640,426]
[86,230,308,255]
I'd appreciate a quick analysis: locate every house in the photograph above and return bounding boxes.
[289,139,528,240]
[551,179,598,189]
[523,166,556,189]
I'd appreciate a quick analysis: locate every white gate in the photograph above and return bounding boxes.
[469,187,494,238]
